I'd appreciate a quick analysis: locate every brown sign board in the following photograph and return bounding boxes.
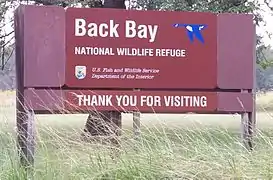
[14,5,255,114]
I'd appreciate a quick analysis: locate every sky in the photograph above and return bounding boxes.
[1,0,273,47]
[255,0,273,47]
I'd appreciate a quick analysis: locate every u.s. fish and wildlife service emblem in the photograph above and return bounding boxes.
[75,65,86,80]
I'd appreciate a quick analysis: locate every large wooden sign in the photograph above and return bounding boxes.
[15,5,255,114]
[14,4,256,115]
[15,5,256,168]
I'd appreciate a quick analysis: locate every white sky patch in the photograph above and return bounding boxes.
[255,0,273,47]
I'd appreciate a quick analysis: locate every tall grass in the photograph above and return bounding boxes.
[0,91,273,179]
[2,124,273,179]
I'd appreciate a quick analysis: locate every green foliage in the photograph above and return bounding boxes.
[0,0,14,70]
[259,59,273,69]
[77,0,103,8]
[0,0,9,20]
[257,45,273,69]
[32,0,103,7]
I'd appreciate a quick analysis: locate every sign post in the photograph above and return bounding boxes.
[15,6,35,171]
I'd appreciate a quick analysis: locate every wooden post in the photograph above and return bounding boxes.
[133,112,141,140]
[240,89,255,151]
[15,7,35,171]
[133,88,141,140]
[241,33,257,151]
[16,97,35,172]
[252,31,257,137]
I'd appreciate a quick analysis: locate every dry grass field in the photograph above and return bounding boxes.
[0,91,273,179]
